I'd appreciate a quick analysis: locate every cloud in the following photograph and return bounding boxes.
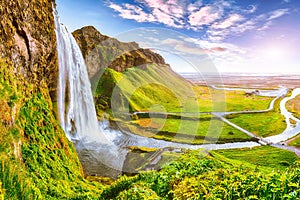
[210,47,226,52]
[246,5,257,13]
[188,6,221,27]
[268,9,289,20]
[159,37,228,56]
[187,1,203,12]
[107,1,290,42]
[108,3,156,23]
[207,8,290,41]
[142,0,185,18]
[108,1,185,28]
[212,14,244,29]
[161,38,208,55]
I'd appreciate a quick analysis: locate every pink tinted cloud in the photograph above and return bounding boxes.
[108,1,290,42]
[188,6,221,27]
[212,14,244,29]
[109,3,156,23]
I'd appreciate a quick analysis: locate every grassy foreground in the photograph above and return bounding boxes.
[99,148,300,200]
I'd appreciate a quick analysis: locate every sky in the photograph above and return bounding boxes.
[56,0,300,74]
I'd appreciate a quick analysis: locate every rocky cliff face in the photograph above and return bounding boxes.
[0,0,58,99]
[72,26,169,77]
[0,1,102,198]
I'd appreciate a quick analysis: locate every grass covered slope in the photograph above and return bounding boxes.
[0,60,102,199]
[100,149,300,200]
[94,64,196,114]
[93,64,274,144]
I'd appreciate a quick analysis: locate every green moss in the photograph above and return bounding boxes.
[0,59,102,199]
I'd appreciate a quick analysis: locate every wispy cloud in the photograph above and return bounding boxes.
[207,8,290,41]
[188,5,222,27]
[108,3,156,23]
[108,0,185,28]
[212,14,244,29]
[268,8,289,20]
[107,0,290,42]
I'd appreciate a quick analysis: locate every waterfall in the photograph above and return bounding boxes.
[53,10,108,144]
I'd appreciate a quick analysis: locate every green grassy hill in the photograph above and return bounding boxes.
[94,64,197,115]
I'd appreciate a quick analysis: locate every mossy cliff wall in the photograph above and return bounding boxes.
[0,0,58,99]
[0,1,102,198]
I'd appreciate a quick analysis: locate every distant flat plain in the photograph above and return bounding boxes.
[182,73,300,89]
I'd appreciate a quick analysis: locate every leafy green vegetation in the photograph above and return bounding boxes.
[100,150,300,199]
[226,98,286,137]
[19,93,102,199]
[125,115,253,144]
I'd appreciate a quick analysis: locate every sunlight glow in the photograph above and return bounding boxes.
[264,46,286,59]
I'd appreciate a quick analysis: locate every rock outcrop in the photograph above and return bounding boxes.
[72,26,169,77]
[0,0,58,99]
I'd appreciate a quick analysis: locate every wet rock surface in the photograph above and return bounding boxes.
[0,0,58,100]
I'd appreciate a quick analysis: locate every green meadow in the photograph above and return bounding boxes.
[125,115,253,144]
[226,98,286,137]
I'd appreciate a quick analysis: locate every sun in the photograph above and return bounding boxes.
[264,46,286,60]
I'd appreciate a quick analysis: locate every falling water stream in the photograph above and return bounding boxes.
[54,10,109,144]
[54,10,129,177]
